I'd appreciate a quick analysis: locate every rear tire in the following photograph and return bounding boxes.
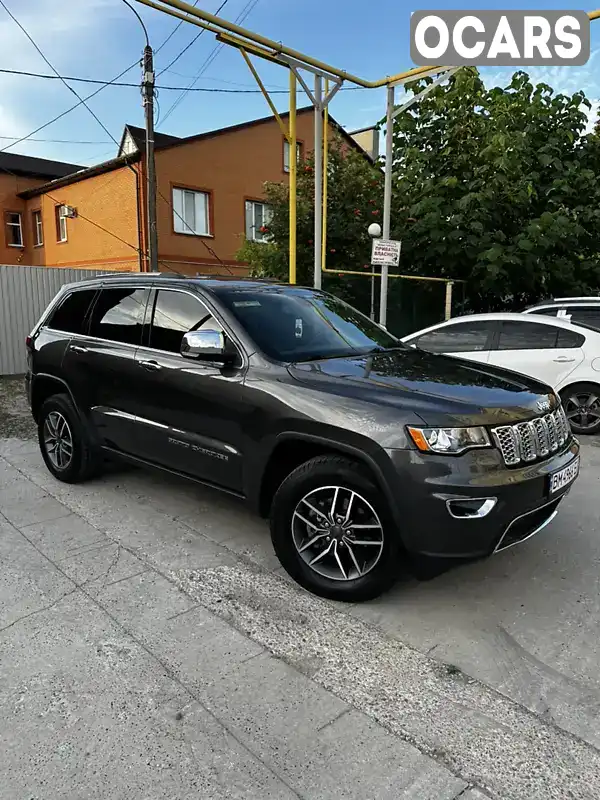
[270,455,402,602]
[38,393,102,483]
[560,383,600,435]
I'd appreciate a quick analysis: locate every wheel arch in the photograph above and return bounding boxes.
[31,373,78,422]
[256,431,399,523]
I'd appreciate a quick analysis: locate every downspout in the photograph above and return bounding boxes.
[134,161,145,271]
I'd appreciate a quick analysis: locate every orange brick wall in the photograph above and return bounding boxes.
[23,164,142,272]
[155,112,321,272]
[5,111,360,275]
[0,173,44,265]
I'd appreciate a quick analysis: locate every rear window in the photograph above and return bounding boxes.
[46,289,97,334]
[557,327,585,348]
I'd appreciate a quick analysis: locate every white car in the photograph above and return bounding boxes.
[402,312,600,435]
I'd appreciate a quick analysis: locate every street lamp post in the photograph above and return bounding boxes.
[367,222,382,320]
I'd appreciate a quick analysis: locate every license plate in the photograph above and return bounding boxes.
[549,457,580,494]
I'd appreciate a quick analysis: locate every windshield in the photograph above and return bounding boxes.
[214,286,402,362]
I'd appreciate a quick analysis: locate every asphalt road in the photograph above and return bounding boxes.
[2,376,600,798]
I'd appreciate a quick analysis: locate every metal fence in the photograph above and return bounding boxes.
[0,265,110,376]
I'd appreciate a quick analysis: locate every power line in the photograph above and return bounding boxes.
[157,0,230,78]
[0,135,112,145]
[0,0,125,153]
[0,0,243,275]
[0,63,140,155]
[160,0,258,125]
[0,66,300,92]
[120,0,149,47]
[155,0,200,54]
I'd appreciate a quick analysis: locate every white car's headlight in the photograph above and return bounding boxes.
[407,426,491,455]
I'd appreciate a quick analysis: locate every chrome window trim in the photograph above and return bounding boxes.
[43,285,247,369]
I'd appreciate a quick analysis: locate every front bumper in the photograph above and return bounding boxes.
[385,439,580,558]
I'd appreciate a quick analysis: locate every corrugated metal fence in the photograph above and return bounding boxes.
[0,265,110,375]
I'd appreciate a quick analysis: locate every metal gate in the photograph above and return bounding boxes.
[0,265,110,375]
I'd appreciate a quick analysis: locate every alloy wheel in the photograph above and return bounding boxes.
[291,485,384,582]
[43,411,74,470]
[564,391,600,431]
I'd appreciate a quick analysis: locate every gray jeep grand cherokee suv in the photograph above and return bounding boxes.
[26,275,580,602]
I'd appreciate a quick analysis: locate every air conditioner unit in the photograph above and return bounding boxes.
[60,205,77,218]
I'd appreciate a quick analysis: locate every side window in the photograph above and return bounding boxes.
[497,321,558,350]
[556,327,585,348]
[569,307,600,330]
[88,287,149,345]
[414,322,495,354]
[47,289,97,335]
[149,290,222,354]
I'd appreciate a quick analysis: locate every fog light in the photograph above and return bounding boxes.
[446,498,497,519]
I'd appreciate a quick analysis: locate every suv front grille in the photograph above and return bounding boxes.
[492,407,571,466]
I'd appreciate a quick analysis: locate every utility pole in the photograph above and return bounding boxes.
[142,45,158,272]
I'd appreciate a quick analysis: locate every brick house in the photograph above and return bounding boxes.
[0,153,83,266]
[3,108,372,275]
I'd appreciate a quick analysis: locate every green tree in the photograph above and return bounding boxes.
[237,135,383,313]
[390,68,600,310]
[239,70,600,322]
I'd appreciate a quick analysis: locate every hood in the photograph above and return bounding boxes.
[288,349,556,427]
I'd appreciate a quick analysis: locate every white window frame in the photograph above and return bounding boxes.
[283,139,302,173]
[6,211,23,247]
[56,205,68,243]
[172,186,211,236]
[33,209,43,246]
[245,200,273,242]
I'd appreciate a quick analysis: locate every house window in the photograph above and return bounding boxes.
[172,187,210,236]
[245,200,273,242]
[5,212,23,247]
[33,210,43,246]
[283,140,302,173]
[55,206,68,242]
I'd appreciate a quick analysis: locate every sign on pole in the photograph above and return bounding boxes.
[371,238,401,268]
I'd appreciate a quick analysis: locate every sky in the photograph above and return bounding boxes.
[0,0,598,167]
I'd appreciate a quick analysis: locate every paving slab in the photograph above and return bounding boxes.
[0,590,297,800]
[174,562,600,800]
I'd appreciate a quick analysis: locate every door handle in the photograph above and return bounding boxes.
[139,359,162,372]
[69,344,88,354]
[553,356,575,363]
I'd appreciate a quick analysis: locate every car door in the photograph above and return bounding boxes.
[61,285,151,455]
[410,320,497,364]
[486,320,585,388]
[131,288,246,491]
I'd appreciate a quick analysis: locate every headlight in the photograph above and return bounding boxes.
[407,426,491,455]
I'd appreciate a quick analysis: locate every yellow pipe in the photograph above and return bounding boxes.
[136,0,600,88]
[134,0,447,87]
[323,267,462,283]
[289,71,297,285]
[240,49,289,141]
[321,79,329,272]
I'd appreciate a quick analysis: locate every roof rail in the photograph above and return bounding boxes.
[553,296,600,301]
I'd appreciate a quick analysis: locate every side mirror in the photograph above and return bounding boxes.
[181,329,226,360]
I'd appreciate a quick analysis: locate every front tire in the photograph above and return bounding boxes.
[560,383,600,435]
[38,393,101,483]
[270,455,401,602]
